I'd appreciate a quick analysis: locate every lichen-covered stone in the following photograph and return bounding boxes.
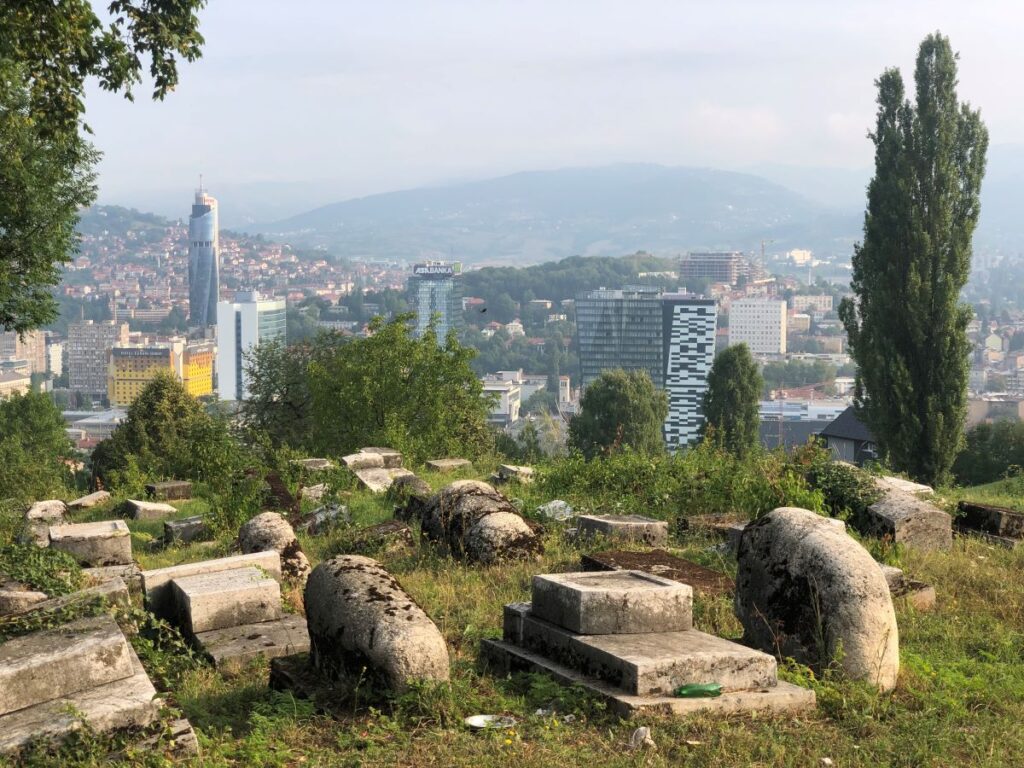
[238,512,311,580]
[735,507,899,691]
[304,556,449,692]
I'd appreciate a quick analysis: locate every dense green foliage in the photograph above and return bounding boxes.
[840,34,988,485]
[0,544,83,596]
[91,373,240,490]
[241,338,322,449]
[567,369,667,459]
[952,420,1024,486]
[806,454,883,521]
[308,316,494,463]
[761,358,840,396]
[701,344,763,457]
[0,390,74,502]
[539,441,823,521]
[0,62,98,332]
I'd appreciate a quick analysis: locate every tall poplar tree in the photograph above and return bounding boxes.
[839,33,987,484]
[701,344,762,458]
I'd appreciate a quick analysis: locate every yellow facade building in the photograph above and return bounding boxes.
[107,339,215,406]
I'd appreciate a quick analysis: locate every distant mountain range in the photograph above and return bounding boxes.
[243,164,860,264]
[93,147,1024,264]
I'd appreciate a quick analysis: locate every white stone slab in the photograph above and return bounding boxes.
[142,551,282,620]
[68,491,111,510]
[531,570,692,635]
[171,566,281,634]
[577,514,669,546]
[126,499,178,520]
[0,616,134,716]
[48,520,132,566]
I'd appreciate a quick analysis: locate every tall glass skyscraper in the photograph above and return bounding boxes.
[188,188,219,327]
[410,262,462,342]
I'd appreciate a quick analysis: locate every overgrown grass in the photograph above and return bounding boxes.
[6,463,1024,766]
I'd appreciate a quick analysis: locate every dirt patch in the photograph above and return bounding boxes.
[580,549,734,597]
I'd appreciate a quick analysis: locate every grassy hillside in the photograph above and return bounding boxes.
[6,465,1024,767]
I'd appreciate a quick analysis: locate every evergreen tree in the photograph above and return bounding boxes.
[701,344,763,457]
[839,33,987,485]
[568,369,667,459]
[0,391,75,502]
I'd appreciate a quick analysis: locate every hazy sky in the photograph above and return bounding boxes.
[88,0,1023,207]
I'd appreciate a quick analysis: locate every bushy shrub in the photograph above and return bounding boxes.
[0,544,83,595]
[537,442,823,522]
[808,460,882,521]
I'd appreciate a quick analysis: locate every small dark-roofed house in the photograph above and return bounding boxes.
[819,406,877,465]
[758,418,832,452]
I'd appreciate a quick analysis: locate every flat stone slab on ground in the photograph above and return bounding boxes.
[0,615,135,716]
[6,577,131,620]
[480,639,815,717]
[171,566,281,635]
[68,490,111,510]
[531,570,692,635]
[125,499,178,520]
[49,519,132,566]
[577,514,669,546]
[342,452,385,470]
[164,515,210,545]
[580,549,735,597]
[195,614,310,671]
[0,582,48,616]
[131,717,200,761]
[292,458,336,471]
[354,466,413,493]
[142,551,282,620]
[875,476,934,496]
[519,613,776,695]
[146,481,192,500]
[297,504,350,535]
[83,563,142,595]
[360,447,404,468]
[426,458,471,472]
[0,643,160,757]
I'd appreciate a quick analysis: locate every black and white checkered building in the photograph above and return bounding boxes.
[662,297,718,450]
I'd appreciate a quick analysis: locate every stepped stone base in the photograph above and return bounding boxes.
[519,614,776,695]
[142,551,282,620]
[0,644,161,757]
[195,614,310,672]
[481,639,815,717]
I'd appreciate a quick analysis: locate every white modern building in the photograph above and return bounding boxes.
[662,296,718,450]
[729,298,787,355]
[482,377,521,427]
[216,291,286,401]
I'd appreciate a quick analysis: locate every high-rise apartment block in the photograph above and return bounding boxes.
[574,288,718,449]
[729,298,787,355]
[68,321,130,396]
[188,188,220,327]
[216,291,286,401]
[107,339,215,406]
[410,262,462,341]
[679,252,747,286]
[662,296,718,448]
[790,294,834,314]
[0,330,47,374]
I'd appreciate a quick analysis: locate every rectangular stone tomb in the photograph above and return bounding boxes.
[142,551,282,620]
[531,571,692,635]
[49,520,132,566]
[171,566,282,635]
[126,499,178,520]
[0,616,135,716]
[481,639,815,718]
[519,613,777,695]
[146,480,193,500]
[195,614,310,671]
[0,642,160,757]
[863,493,951,551]
[576,514,669,546]
[164,515,210,545]
[956,501,1024,540]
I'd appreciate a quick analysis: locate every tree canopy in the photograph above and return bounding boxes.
[839,33,988,484]
[0,391,75,502]
[568,369,667,459]
[701,344,763,458]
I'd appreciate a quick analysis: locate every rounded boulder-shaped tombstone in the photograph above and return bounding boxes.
[238,511,311,580]
[304,555,449,691]
[735,506,899,691]
[388,474,433,522]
